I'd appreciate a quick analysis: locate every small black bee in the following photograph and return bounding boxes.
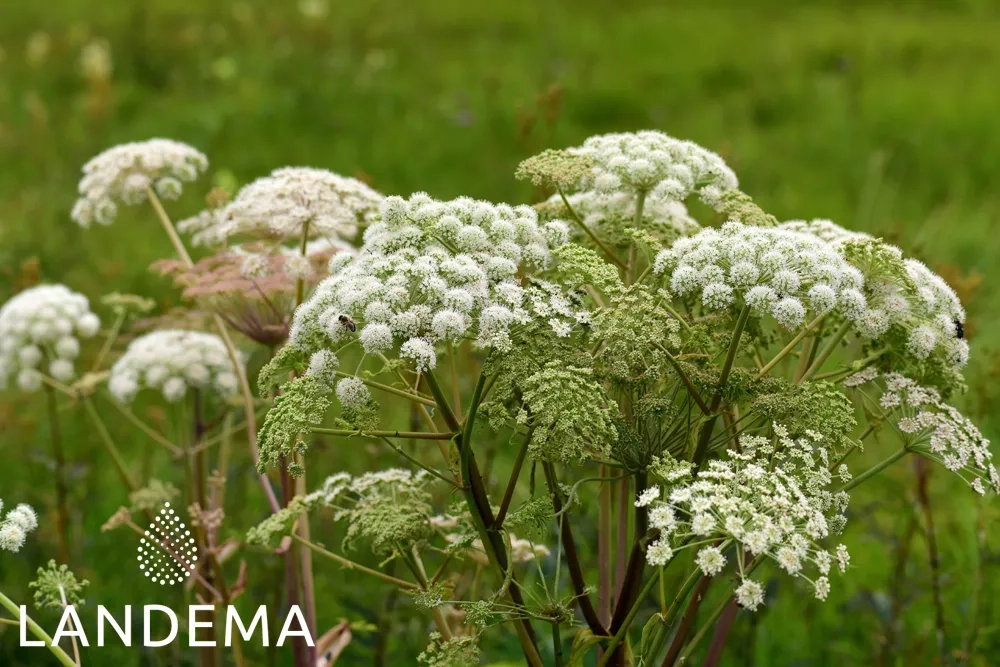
[338,315,357,332]
[954,319,964,340]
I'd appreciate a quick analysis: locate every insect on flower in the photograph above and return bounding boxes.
[337,314,357,332]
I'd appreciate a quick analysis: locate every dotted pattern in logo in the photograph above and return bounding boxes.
[137,503,198,586]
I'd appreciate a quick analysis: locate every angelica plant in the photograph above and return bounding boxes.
[9,127,984,667]
[244,129,993,667]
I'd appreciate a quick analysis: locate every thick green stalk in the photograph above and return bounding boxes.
[425,371,544,667]
[798,320,852,383]
[597,569,661,667]
[0,591,78,667]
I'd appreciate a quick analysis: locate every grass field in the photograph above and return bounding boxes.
[2,1,1000,664]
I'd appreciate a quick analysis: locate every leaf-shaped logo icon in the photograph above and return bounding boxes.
[137,502,198,586]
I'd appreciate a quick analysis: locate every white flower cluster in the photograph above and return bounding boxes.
[570,130,738,201]
[71,139,208,227]
[896,258,968,365]
[653,221,863,330]
[181,167,384,247]
[781,220,967,367]
[289,193,586,395]
[108,330,243,404]
[641,427,850,610]
[780,219,872,246]
[848,371,998,495]
[308,469,426,505]
[0,499,38,553]
[0,285,100,391]
[546,189,701,246]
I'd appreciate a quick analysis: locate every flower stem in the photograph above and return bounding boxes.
[426,370,544,667]
[334,370,437,406]
[494,429,533,528]
[377,437,461,488]
[101,390,184,456]
[799,320,852,384]
[755,311,827,380]
[82,396,139,492]
[692,304,751,468]
[543,462,608,636]
[839,447,909,493]
[145,186,280,514]
[0,591,78,667]
[597,568,661,667]
[311,427,455,440]
[44,384,72,564]
[557,186,627,270]
[291,535,420,590]
[91,310,125,372]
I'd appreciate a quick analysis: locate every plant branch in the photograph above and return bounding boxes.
[798,320,852,384]
[557,186,627,270]
[543,462,608,636]
[754,311,827,380]
[494,429,533,529]
[0,591,78,667]
[692,304,751,467]
[292,535,420,590]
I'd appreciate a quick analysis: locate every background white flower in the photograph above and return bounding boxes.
[0,284,100,391]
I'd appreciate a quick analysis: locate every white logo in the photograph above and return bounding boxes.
[137,502,198,586]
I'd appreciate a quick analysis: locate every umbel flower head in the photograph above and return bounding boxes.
[783,220,968,370]
[287,193,585,390]
[30,560,89,609]
[653,221,863,330]
[0,284,101,391]
[71,138,208,227]
[521,130,737,201]
[641,429,850,610]
[248,469,437,554]
[0,499,39,553]
[847,371,998,495]
[179,166,384,247]
[108,329,244,403]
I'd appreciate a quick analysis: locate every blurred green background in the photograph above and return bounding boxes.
[2,0,1000,665]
